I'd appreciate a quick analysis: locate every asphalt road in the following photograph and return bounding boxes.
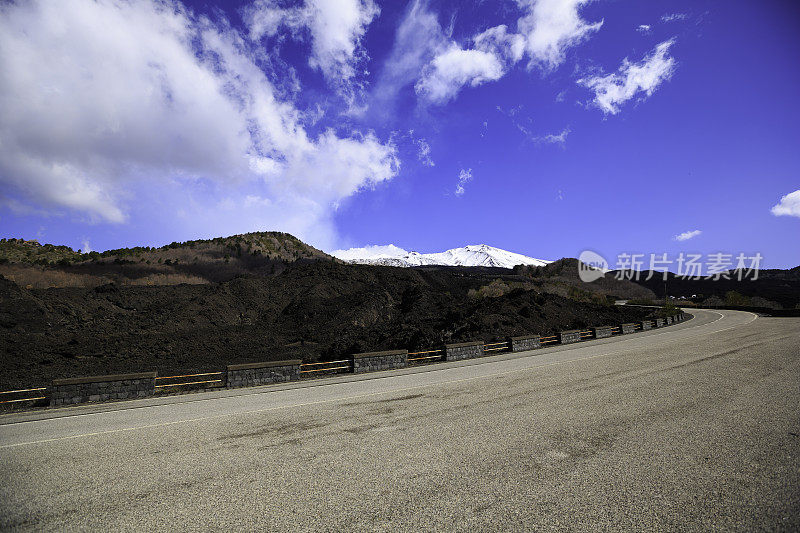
[1,309,798,531]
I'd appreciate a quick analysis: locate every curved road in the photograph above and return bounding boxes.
[1,309,798,530]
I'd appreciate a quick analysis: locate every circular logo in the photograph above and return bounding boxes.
[578,250,608,282]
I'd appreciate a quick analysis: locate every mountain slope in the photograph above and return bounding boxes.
[0,233,333,288]
[333,244,550,269]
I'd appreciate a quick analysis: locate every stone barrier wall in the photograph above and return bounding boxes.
[353,350,408,373]
[226,360,301,388]
[34,309,693,407]
[445,341,484,361]
[559,330,581,344]
[51,372,156,406]
[592,326,613,339]
[509,335,541,352]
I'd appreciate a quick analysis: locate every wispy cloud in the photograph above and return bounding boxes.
[244,0,380,100]
[416,139,435,167]
[455,168,473,197]
[496,107,570,146]
[579,39,677,114]
[636,24,651,34]
[661,13,687,23]
[535,127,570,146]
[673,229,702,241]
[372,0,450,111]
[771,190,800,218]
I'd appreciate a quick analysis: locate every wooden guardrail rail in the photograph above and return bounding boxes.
[0,387,48,404]
[299,359,351,375]
[154,372,225,390]
[408,349,444,363]
[483,341,510,353]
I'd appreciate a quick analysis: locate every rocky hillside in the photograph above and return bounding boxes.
[0,261,656,390]
[0,239,83,264]
[0,233,334,288]
[513,258,657,302]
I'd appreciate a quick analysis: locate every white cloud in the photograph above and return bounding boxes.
[412,0,601,106]
[516,0,603,71]
[412,24,524,106]
[637,24,651,34]
[771,190,800,218]
[415,46,505,104]
[473,25,525,64]
[578,39,677,114]
[416,139,435,167]
[372,0,449,109]
[269,129,399,200]
[244,0,379,91]
[379,4,525,107]
[455,168,473,197]
[0,0,397,248]
[330,244,408,261]
[661,13,687,23]
[673,229,702,241]
[81,239,92,254]
[535,127,570,145]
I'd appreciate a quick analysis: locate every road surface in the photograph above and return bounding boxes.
[1,309,798,531]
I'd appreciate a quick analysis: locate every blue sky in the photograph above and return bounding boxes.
[0,0,798,268]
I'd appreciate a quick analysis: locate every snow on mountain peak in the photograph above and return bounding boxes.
[330,244,550,269]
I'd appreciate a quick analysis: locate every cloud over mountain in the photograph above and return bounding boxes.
[0,0,396,247]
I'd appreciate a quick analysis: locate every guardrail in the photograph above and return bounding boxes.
[408,348,444,363]
[0,387,48,405]
[1,311,687,409]
[299,359,352,375]
[483,341,510,353]
[154,372,225,391]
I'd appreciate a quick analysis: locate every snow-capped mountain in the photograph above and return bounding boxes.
[331,244,551,269]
